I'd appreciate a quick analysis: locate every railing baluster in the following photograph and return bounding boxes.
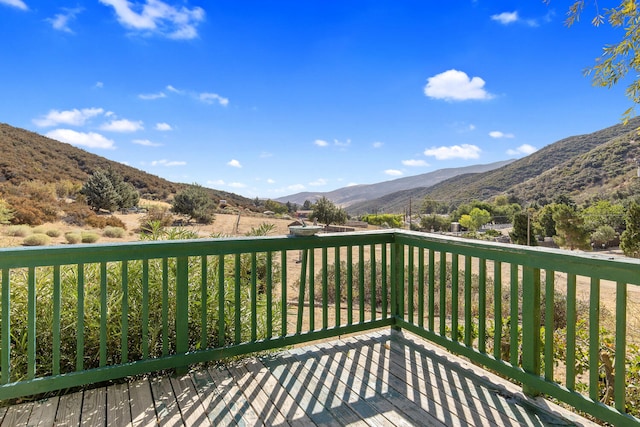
[1,268,9,384]
[370,244,376,322]
[522,266,541,396]
[52,265,61,376]
[493,261,502,361]
[407,247,414,324]
[439,251,446,337]
[280,250,287,337]
[418,248,424,328]
[121,261,129,364]
[544,269,555,382]
[309,249,315,331]
[162,258,169,357]
[266,252,273,339]
[235,254,241,344]
[428,249,435,331]
[251,253,257,341]
[359,245,365,324]
[218,254,225,347]
[335,248,341,327]
[142,259,149,359]
[451,253,459,342]
[322,247,328,329]
[297,249,308,333]
[200,256,208,350]
[76,264,84,372]
[589,276,600,402]
[478,258,486,354]
[27,267,35,380]
[615,281,627,413]
[381,245,387,319]
[509,264,519,367]
[464,255,472,346]
[100,262,107,366]
[346,246,353,325]
[566,273,577,390]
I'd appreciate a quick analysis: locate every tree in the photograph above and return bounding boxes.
[311,197,347,227]
[559,0,640,119]
[302,200,312,210]
[591,225,617,249]
[172,184,215,224]
[552,204,591,250]
[536,203,558,238]
[581,200,625,233]
[510,212,536,246]
[0,198,13,224]
[459,207,491,232]
[420,214,451,232]
[81,168,139,212]
[264,199,287,215]
[620,202,640,257]
[81,169,121,212]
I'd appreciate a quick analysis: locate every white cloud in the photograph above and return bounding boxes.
[46,129,115,149]
[0,0,27,10]
[100,119,144,132]
[372,141,383,148]
[288,184,305,191]
[267,178,275,184]
[346,182,359,187]
[95,81,104,88]
[33,107,104,127]
[227,159,242,168]
[424,144,481,160]
[507,144,537,156]
[199,92,229,106]
[155,122,172,131]
[229,182,247,188]
[314,139,329,147]
[138,92,166,100]
[151,159,186,166]
[133,139,162,147]
[166,84,182,93]
[491,11,518,25]
[98,0,205,40]
[424,69,493,101]
[489,131,515,139]
[402,159,429,167]
[208,179,225,186]
[384,169,403,176]
[48,8,83,33]
[309,178,327,186]
[334,138,351,147]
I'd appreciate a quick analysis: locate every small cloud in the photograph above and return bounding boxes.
[133,139,162,147]
[402,159,429,167]
[100,119,144,132]
[229,182,246,188]
[98,0,205,40]
[346,182,359,187]
[424,69,493,101]
[227,159,242,168]
[46,129,115,149]
[155,122,172,131]
[267,178,275,184]
[424,144,481,160]
[151,159,186,167]
[95,81,104,88]
[288,184,305,191]
[491,11,518,25]
[199,92,229,106]
[48,7,83,33]
[384,169,403,176]
[507,144,537,156]
[33,107,104,127]
[208,179,225,186]
[0,0,27,10]
[309,178,327,186]
[489,131,515,139]
[334,138,351,148]
[372,141,383,148]
[166,85,183,94]
[138,92,166,100]
[314,139,329,147]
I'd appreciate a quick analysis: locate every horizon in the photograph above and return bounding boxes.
[0,1,632,199]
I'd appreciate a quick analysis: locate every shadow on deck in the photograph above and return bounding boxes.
[0,331,597,426]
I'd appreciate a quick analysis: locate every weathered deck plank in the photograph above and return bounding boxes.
[0,331,598,427]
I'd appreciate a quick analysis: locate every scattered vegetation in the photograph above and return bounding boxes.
[81,232,100,244]
[22,233,50,246]
[64,232,82,244]
[103,226,125,238]
[5,225,31,237]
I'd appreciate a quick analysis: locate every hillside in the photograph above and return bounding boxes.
[276,160,513,207]
[347,117,640,214]
[0,123,257,209]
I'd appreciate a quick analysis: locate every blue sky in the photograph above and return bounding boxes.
[0,1,632,199]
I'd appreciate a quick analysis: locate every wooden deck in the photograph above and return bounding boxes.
[0,331,597,426]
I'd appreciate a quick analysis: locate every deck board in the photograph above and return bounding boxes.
[0,331,599,427]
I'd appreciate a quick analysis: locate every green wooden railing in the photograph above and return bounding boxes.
[0,229,639,425]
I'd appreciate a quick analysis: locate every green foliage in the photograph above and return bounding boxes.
[510,212,536,246]
[0,198,14,224]
[419,214,451,232]
[535,203,558,238]
[552,204,591,250]
[459,208,491,232]
[139,204,174,231]
[620,202,640,257]
[311,197,347,227]
[172,184,215,224]
[81,232,100,243]
[22,233,50,246]
[33,227,61,238]
[245,223,276,236]
[81,168,139,213]
[103,226,126,238]
[64,232,82,244]
[591,225,617,248]
[581,200,625,233]
[421,197,448,215]
[362,213,404,228]
[264,199,288,215]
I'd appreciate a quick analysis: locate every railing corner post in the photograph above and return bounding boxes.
[390,239,403,332]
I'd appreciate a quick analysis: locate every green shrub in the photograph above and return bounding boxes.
[85,214,126,229]
[33,227,61,238]
[6,225,32,237]
[103,226,125,238]
[64,232,82,244]
[81,232,100,243]
[22,233,50,246]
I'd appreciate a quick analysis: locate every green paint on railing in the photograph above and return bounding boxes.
[566,273,577,391]
[521,266,541,397]
[142,259,150,359]
[493,260,502,362]
[359,245,365,324]
[121,261,129,364]
[27,267,35,380]
[509,263,518,367]
[251,253,258,341]
[417,248,424,329]
[76,264,84,372]
[309,249,315,331]
[52,265,61,376]
[200,256,207,351]
[346,246,353,325]
[162,258,169,357]
[451,253,459,342]
[589,276,600,402]
[615,281,627,413]
[464,255,472,346]
[100,262,107,367]
[544,269,555,382]
[478,258,486,354]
